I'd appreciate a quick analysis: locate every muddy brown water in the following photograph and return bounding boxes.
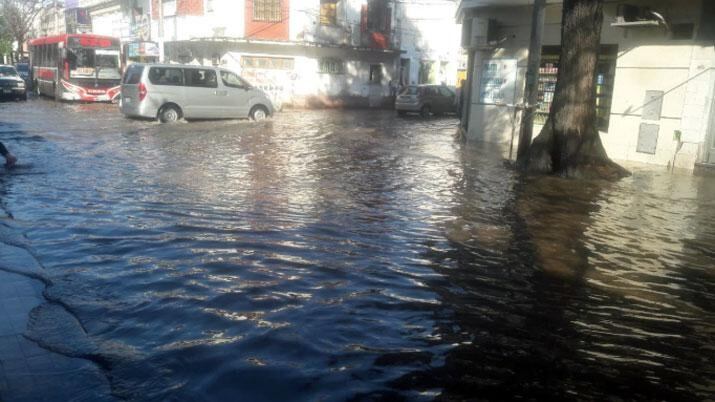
[1,98,713,401]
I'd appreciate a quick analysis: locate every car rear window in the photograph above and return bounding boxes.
[148,67,184,86]
[123,65,144,84]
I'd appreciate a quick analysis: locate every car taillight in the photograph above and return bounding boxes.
[138,82,147,101]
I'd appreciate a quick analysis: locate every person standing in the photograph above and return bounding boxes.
[0,142,17,167]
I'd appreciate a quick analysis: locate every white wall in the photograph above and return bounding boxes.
[463,0,715,169]
[396,0,463,85]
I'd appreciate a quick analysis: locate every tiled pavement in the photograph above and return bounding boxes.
[0,213,115,402]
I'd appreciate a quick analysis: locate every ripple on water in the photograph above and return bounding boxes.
[1,102,714,400]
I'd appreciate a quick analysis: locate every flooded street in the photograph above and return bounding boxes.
[1,98,714,401]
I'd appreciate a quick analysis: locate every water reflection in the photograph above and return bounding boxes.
[394,162,715,400]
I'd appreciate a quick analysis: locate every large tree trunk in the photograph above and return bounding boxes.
[526,0,628,180]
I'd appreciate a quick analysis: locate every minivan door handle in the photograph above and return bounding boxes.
[215,90,228,96]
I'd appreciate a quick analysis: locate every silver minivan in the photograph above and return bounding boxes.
[120,63,274,123]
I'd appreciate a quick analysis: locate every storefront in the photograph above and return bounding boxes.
[124,41,160,64]
[458,0,715,170]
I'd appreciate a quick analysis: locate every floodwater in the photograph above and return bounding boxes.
[1,98,713,401]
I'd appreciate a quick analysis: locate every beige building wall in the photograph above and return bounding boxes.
[464,0,715,169]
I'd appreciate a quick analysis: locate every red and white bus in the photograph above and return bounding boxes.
[28,34,122,102]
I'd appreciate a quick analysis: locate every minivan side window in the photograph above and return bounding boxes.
[148,67,184,86]
[220,71,249,89]
[185,69,218,88]
[123,65,144,84]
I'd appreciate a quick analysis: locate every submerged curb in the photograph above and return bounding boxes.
[0,212,116,401]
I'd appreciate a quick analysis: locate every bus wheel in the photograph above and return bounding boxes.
[159,105,181,123]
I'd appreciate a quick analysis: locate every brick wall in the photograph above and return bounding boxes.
[152,0,204,19]
[245,0,290,41]
[177,0,204,16]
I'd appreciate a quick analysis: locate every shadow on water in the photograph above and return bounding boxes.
[386,155,715,400]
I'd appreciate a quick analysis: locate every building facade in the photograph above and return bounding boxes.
[149,0,402,109]
[394,0,465,87]
[458,0,715,170]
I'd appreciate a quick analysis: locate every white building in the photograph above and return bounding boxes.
[458,0,715,171]
[394,0,464,86]
[151,0,402,109]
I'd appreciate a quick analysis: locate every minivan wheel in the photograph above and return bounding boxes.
[250,106,269,122]
[159,105,181,123]
[420,105,431,118]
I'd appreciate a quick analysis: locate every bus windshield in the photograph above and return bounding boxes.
[68,47,121,80]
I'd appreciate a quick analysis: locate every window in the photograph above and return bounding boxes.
[534,45,617,132]
[163,0,177,17]
[424,86,438,97]
[399,86,418,96]
[185,68,218,88]
[148,67,184,86]
[439,87,454,97]
[123,64,145,84]
[319,58,344,74]
[220,71,249,88]
[241,56,294,70]
[320,0,338,25]
[253,0,281,22]
[367,0,389,32]
[369,64,382,83]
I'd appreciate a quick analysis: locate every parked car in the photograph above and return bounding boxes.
[15,63,30,87]
[0,65,27,101]
[120,63,274,123]
[395,84,457,117]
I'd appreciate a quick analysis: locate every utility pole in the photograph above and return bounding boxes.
[516,0,546,167]
[157,0,164,62]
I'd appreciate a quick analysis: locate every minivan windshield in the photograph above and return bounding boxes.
[399,86,419,96]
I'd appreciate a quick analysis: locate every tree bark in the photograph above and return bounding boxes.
[526,0,629,180]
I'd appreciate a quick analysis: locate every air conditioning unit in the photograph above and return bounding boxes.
[462,17,497,49]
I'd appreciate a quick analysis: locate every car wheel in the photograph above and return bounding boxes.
[420,105,431,118]
[20,93,27,101]
[250,106,269,122]
[397,110,407,117]
[159,105,181,123]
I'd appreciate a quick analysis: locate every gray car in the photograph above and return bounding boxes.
[120,63,274,123]
[0,65,27,101]
[395,84,457,117]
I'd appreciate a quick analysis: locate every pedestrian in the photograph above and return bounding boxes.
[0,142,17,168]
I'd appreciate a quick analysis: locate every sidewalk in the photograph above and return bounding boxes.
[0,210,115,402]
